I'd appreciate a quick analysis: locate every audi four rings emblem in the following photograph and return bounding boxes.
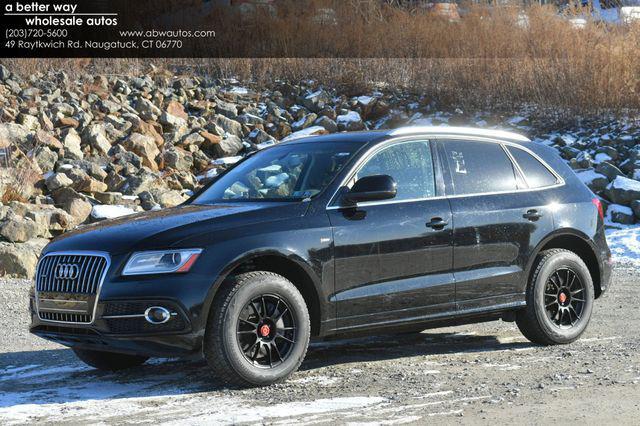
[55,264,80,280]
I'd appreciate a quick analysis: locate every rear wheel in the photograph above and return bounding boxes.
[72,348,148,371]
[204,271,310,387]
[516,249,594,345]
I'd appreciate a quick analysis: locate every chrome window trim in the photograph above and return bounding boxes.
[34,250,111,325]
[325,134,565,210]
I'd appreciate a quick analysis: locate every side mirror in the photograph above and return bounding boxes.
[343,175,397,204]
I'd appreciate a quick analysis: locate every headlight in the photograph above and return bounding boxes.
[122,249,202,276]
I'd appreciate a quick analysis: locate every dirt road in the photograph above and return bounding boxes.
[1,265,639,425]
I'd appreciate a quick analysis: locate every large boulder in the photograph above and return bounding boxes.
[336,111,365,131]
[45,172,73,191]
[32,146,58,172]
[83,123,112,156]
[213,115,243,138]
[0,216,39,243]
[52,187,92,225]
[604,176,640,206]
[62,129,84,160]
[123,132,161,171]
[0,239,48,278]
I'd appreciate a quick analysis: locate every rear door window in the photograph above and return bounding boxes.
[507,146,559,188]
[442,140,517,195]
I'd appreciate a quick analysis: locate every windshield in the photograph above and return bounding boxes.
[192,142,359,203]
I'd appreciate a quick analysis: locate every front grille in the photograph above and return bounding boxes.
[36,254,108,294]
[35,252,110,324]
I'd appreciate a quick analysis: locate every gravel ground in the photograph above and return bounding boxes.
[1,266,639,425]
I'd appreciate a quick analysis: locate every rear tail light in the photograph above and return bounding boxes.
[592,198,604,221]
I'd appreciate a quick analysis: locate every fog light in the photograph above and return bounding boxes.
[144,306,172,324]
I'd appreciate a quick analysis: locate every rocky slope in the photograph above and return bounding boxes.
[0,64,639,278]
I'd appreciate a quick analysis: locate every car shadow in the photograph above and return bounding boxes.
[0,331,535,408]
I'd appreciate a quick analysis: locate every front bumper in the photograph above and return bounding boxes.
[30,296,202,357]
[29,255,217,357]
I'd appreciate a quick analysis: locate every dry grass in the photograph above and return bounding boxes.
[2,2,640,114]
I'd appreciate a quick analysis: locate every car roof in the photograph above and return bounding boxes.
[282,126,530,146]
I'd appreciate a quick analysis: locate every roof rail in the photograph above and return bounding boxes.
[388,126,530,142]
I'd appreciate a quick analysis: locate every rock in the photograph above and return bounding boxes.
[336,110,365,131]
[52,187,92,224]
[154,190,186,208]
[45,173,73,191]
[576,169,609,193]
[302,90,332,112]
[84,124,113,156]
[160,111,188,130]
[215,99,238,118]
[162,147,193,170]
[604,176,640,206]
[94,192,123,205]
[57,116,79,128]
[315,115,338,133]
[247,128,276,146]
[74,176,108,194]
[608,204,635,225]
[212,135,243,158]
[0,123,31,146]
[0,217,38,242]
[98,99,121,114]
[34,130,63,152]
[135,98,161,120]
[292,113,318,131]
[33,146,58,172]
[62,129,84,160]
[123,132,160,171]
[631,200,640,220]
[0,64,11,80]
[0,239,48,278]
[17,113,40,131]
[138,191,158,211]
[595,162,624,181]
[119,171,159,195]
[213,115,243,137]
[25,207,74,234]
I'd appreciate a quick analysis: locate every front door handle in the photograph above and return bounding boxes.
[426,217,448,230]
[523,209,543,221]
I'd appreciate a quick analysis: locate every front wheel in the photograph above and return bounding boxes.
[72,348,148,371]
[516,249,594,345]
[204,271,311,387]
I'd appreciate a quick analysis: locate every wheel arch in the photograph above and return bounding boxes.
[528,230,603,298]
[204,250,324,337]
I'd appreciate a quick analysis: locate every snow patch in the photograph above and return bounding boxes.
[281,126,327,142]
[90,205,135,220]
[336,111,362,125]
[606,226,640,267]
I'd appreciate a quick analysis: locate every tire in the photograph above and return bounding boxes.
[204,271,311,387]
[516,249,594,345]
[72,348,148,371]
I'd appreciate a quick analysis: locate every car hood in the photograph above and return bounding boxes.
[45,202,307,256]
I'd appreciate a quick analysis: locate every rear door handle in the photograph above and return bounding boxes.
[426,217,448,230]
[523,209,542,221]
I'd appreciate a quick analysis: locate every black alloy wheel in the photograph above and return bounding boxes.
[544,268,586,329]
[516,249,594,346]
[204,271,310,386]
[236,294,296,368]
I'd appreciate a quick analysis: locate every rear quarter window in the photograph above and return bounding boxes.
[507,146,559,188]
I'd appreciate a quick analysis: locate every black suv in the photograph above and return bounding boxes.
[30,127,612,386]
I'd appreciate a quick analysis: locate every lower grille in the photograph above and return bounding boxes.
[39,312,92,323]
[35,252,110,324]
[102,301,188,334]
